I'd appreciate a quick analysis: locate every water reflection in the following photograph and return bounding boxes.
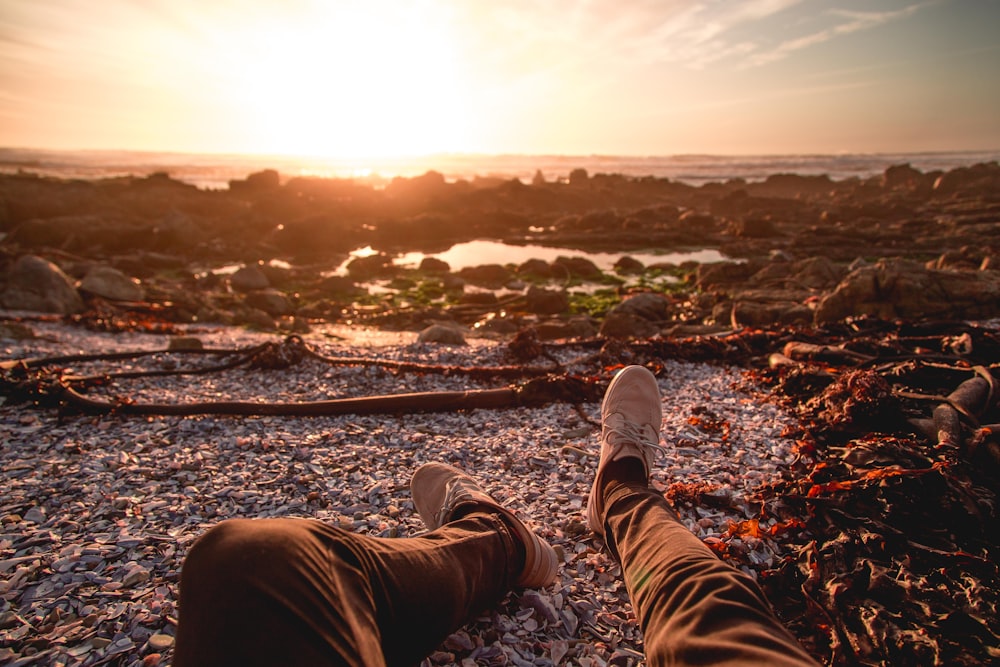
[349,241,726,273]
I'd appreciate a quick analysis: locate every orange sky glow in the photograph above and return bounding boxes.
[1,0,998,158]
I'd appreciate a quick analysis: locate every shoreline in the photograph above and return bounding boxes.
[3,147,1000,190]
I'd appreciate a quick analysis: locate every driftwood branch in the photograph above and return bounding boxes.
[57,375,604,417]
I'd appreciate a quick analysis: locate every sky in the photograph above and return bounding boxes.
[1,0,998,158]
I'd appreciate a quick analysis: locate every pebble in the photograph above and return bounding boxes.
[0,321,807,666]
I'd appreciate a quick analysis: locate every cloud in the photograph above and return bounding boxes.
[742,2,932,68]
[461,0,804,78]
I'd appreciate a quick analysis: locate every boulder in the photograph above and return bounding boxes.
[1,255,84,314]
[347,254,396,280]
[932,162,1000,196]
[599,311,660,339]
[534,316,597,340]
[729,217,777,238]
[815,258,1000,324]
[882,163,927,191]
[152,210,205,250]
[229,169,280,194]
[79,265,144,301]
[419,257,451,274]
[245,288,293,317]
[458,264,512,288]
[517,259,553,278]
[418,323,467,345]
[236,307,276,329]
[260,263,292,288]
[695,261,757,289]
[230,265,270,292]
[610,292,671,322]
[318,275,365,297]
[614,256,645,274]
[458,292,499,306]
[728,300,813,328]
[552,256,602,280]
[168,336,204,351]
[525,286,569,314]
[789,256,846,290]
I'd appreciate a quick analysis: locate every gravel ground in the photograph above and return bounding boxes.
[1,321,806,666]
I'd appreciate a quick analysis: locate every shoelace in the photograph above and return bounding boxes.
[605,419,668,462]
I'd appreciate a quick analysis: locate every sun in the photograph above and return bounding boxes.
[221,2,471,158]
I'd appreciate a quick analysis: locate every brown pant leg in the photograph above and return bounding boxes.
[173,514,518,667]
[603,484,818,667]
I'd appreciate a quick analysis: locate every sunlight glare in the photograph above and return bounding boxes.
[224,2,470,158]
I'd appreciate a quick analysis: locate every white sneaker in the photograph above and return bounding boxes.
[586,365,665,538]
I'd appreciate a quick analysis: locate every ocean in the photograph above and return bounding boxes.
[1,147,998,191]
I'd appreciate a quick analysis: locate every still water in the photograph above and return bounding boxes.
[354,241,726,273]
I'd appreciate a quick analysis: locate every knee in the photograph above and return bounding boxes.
[182,518,303,585]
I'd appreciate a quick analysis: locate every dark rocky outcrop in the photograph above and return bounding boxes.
[78,265,144,301]
[1,254,84,314]
[815,258,1000,324]
[525,286,569,314]
[1,160,998,331]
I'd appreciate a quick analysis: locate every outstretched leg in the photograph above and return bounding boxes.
[589,366,817,667]
[175,464,557,667]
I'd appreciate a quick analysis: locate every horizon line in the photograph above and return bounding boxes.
[3,145,1000,163]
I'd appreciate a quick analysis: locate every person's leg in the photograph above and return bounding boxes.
[174,465,557,667]
[602,477,817,666]
[173,514,517,667]
[589,366,817,667]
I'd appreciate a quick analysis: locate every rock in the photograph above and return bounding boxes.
[474,317,519,335]
[418,324,467,345]
[168,336,204,351]
[457,264,512,288]
[260,263,292,288]
[347,254,396,280]
[789,256,846,290]
[236,307,276,329]
[23,506,46,524]
[552,256,602,280]
[79,265,144,301]
[729,216,777,238]
[318,275,365,297]
[152,210,205,250]
[1,255,84,314]
[610,292,671,322]
[525,286,569,314]
[614,256,645,274]
[245,288,293,317]
[678,209,717,231]
[882,163,928,191]
[754,173,834,198]
[599,311,660,339]
[815,258,1000,324]
[932,162,1000,196]
[534,316,598,340]
[229,169,280,194]
[517,259,553,278]
[419,257,450,273]
[230,265,270,292]
[0,322,35,340]
[729,300,813,328]
[145,634,175,652]
[695,261,757,289]
[458,291,498,306]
